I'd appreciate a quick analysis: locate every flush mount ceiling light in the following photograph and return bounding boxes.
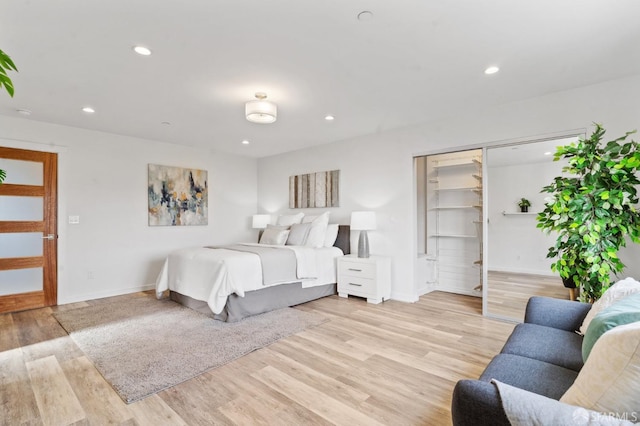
[16,108,32,116]
[245,92,277,124]
[133,45,152,56]
[324,115,335,121]
[241,139,250,145]
[82,106,95,113]
[484,66,500,75]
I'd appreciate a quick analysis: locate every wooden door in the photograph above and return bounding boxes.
[0,147,57,313]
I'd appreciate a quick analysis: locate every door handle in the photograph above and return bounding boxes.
[42,234,56,240]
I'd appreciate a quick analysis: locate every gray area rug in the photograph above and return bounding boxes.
[54,295,327,403]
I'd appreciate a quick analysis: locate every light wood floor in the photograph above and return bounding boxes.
[487,271,569,321]
[1,291,515,426]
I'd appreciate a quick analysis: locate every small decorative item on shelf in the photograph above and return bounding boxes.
[518,198,531,213]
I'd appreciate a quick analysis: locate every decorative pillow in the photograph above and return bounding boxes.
[582,293,640,361]
[276,212,304,226]
[259,228,290,245]
[560,320,640,417]
[579,277,640,335]
[323,224,340,247]
[286,222,311,246]
[304,212,330,248]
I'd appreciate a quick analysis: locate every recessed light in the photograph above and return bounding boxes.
[484,66,500,75]
[357,11,374,21]
[82,106,95,113]
[16,109,32,116]
[544,151,552,156]
[241,140,250,145]
[133,46,152,56]
[324,115,335,121]
[161,121,171,125]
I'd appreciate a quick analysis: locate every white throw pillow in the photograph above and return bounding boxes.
[579,277,640,335]
[324,224,340,247]
[259,228,290,245]
[286,222,311,246]
[560,320,640,417]
[276,212,304,226]
[304,211,330,248]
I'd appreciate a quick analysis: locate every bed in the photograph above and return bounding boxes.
[156,224,350,322]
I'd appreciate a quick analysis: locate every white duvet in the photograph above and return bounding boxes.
[155,243,343,314]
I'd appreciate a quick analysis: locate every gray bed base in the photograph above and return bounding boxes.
[171,283,337,322]
[171,225,350,322]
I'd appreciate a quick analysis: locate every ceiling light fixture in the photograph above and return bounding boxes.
[544,151,552,156]
[82,106,95,113]
[245,92,277,124]
[325,115,335,121]
[16,109,32,116]
[133,46,152,56]
[484,66,500,75]
[242,140,250,145]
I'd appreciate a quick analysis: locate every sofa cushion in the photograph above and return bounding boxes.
[501,323,583,371]
[582,292,640,361]
[479,354,578,400]
[579,277,640,335]
[561,321,640,417]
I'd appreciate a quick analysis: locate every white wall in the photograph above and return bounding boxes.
[0,116,257,304]
[257,74,640,302]
[487,161,561,275]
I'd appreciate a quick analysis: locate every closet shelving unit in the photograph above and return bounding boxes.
[427,155,483,296]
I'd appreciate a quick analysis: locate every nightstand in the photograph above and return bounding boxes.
[337,254,391,304]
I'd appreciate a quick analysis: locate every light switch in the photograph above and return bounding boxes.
[69,215,80,224]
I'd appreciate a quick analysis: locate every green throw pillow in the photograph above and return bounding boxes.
[582,292,640,362]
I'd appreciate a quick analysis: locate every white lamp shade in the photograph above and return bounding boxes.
[252,214,271,229]
[350,211,376,231]
[245,100,277,124]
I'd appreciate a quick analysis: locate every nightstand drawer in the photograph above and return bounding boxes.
[338,261,377,278]
[338,276,376,296]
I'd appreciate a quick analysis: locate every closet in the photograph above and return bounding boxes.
[416,149,483,296]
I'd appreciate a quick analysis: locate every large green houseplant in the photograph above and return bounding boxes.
[537,124,640,302]
[0,47,18,184]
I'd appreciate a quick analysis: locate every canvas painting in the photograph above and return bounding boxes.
[148,164,208,226]
[289,169,339,208]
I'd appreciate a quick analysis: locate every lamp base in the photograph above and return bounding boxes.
[357,230,370,258]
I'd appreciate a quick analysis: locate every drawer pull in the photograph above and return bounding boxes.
[348,268,362,272]
[348,283,362,287]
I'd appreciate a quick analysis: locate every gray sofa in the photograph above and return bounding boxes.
[451,296,592,425]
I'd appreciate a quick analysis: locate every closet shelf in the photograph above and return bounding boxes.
[502,211,538,216]
[429,205,482,210]
[433,159,481,169]
[434,186,482,192]
[428,234,477,238]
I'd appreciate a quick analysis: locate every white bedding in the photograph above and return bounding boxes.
[155,243,343,314]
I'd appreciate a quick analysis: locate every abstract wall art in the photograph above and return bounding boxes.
[148,164,208,226]
[289,169,339,208]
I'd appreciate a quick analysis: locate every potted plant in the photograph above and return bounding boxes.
[537,124,640,302]
[518,198,531,213]
[0,47,18,184]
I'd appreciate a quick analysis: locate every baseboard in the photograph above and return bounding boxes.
[488,266,556,277]
[58,283,156,305]
[390,290,419,303]
[435,286,482,298]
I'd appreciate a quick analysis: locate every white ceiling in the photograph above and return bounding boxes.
[1,1,639,158]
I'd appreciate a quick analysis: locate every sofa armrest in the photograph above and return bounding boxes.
[524,296,591,332]
[451,380,510,426]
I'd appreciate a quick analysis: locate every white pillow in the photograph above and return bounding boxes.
[579,277,640,335]
[304,211,330,248]
[259,228,290,245]
[560,320,640,417]
[323,224,339,247]
[276,212,304,226]
[286,222,311,246]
